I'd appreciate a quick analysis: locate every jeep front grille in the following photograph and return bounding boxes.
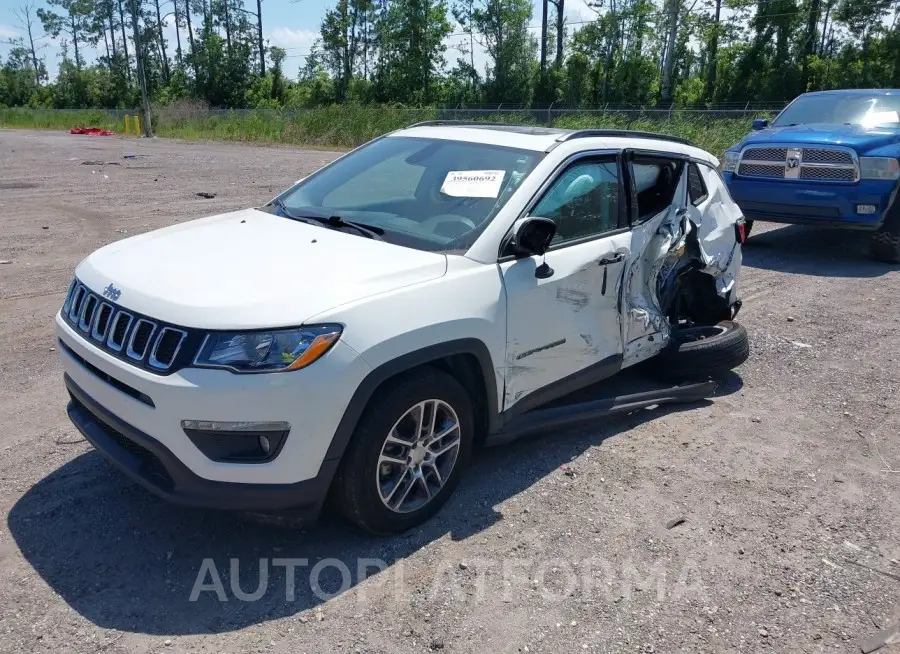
[737,145,858,182]
[60,279,200,374]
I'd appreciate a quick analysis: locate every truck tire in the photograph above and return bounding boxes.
[652,321,750,381]
[331,367,474,535]
[870,202,900,263]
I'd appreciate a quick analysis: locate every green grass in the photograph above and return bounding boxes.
[0,106,763,157]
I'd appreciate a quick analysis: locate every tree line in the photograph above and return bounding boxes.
[2,0,899,113]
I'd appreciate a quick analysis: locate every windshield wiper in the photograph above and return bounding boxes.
[321,215,384,239]
[267,199,384,240]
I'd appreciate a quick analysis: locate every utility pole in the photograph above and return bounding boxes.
[540,0,548,77]
[659,0,679,104]
[129,0,154,137]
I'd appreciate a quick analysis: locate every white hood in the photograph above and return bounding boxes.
[75,209,448,329]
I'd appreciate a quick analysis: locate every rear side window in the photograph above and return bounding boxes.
[688,163,708,205]
[629,158,685,222]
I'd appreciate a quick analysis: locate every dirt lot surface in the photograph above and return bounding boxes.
[1,129,898,654]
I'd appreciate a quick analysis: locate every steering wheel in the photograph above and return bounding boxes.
[419,214,478,238]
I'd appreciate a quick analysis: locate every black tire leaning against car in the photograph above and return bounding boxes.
[870,199,900,263]
[331,366,474,535]
[652,320,750,381]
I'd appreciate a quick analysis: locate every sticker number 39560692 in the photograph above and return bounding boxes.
[440,170,506,198]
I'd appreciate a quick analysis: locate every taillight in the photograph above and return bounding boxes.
[735,220,747,244]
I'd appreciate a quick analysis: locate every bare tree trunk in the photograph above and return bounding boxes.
[185,0,200,80]
[256,0,265,74]
[118,0,131,79]
[540,0,548,76]
[105,0,118,58]
[800,0,820,89]
[172,0,183,65]
[554,0,564,68]
[130,0,154,137]
[14,2,43,85]
[820,3,831,54]
[704,0,721,102]
[153,0,171,81]
[223,0,232,54]
[659,0,679,104]
[70,13,82,68]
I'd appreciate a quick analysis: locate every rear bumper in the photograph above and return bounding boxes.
[724,174,899,230]
[65,374,337,515]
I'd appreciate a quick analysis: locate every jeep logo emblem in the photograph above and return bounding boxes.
[103,284,122,301]
[786,156,800,169]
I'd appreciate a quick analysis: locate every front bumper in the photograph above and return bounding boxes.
[724,174,898,230]
[66,375,337,513]
[56,311,371,490]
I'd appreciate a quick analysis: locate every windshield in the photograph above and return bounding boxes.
[271,136,543,253]
[772,93,900,128]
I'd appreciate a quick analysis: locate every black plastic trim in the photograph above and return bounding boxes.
[322,339,501,463]
[552,129,695,148]
[58,339,155,407]
[64,375,334,515]
[183,427,289,464]
[487,380,716,445]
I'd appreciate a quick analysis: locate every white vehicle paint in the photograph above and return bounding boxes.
[56,123,747,532]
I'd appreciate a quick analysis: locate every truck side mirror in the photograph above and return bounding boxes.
[751,118,769,131]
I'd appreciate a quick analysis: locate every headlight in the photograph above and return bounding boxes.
[859,157,900,181]
[193,324,342,373]
[721,151,739,173]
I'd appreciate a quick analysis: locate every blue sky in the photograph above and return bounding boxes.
[0,0,599,80]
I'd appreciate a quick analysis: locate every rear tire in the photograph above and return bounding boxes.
[332,367,474,535]
[652,321,750,381]
[870,203,900,263]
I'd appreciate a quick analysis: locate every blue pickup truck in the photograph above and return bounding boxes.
[721,89,900,262]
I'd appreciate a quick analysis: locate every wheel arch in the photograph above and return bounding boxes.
[321,339,501,467]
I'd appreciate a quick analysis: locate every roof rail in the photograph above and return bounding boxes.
[402,120,567,134]
[552,129,695,147]
[405,120,532,129]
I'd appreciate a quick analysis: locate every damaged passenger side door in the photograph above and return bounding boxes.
[620,151,688,365]
[500,153,631,412]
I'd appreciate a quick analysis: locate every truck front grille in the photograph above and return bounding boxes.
[737,145,858,183]
[61,279,198,374]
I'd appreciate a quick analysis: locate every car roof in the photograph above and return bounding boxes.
[800,88,899,97]
[390,123,715,163]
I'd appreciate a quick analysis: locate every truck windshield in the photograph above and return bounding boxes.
[269,136,543,253]
[773,94,900,128]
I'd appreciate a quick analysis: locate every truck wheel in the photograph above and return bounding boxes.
[870,203,900,263]
[332,367,474,535]
[652,321,750,381]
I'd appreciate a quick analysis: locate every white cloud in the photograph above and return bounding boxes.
[564,0,599,23]
[268,27,318,50]
[0,23,21,40]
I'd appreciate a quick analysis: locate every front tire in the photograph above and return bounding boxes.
[332,367,474,535]
[870,202,900,263]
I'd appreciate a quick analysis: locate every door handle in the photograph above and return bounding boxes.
[598,253,625,266]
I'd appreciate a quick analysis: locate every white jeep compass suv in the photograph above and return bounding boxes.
[57,123,749,534]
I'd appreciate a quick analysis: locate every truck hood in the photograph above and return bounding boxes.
[75,208,448,329]
[740,123,900,154]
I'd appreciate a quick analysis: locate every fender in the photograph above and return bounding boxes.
[320,338,501,467]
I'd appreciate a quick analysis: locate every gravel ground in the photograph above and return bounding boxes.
[0,129,898,654]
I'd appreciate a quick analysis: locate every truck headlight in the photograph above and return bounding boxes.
[193,324,342,373]
[859,157,900,181]
[721,151,739,173]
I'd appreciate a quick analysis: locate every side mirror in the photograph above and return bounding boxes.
[751,118,769,131]
[510,217,557,257]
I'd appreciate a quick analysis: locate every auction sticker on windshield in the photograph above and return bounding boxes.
[440,170,506,198]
